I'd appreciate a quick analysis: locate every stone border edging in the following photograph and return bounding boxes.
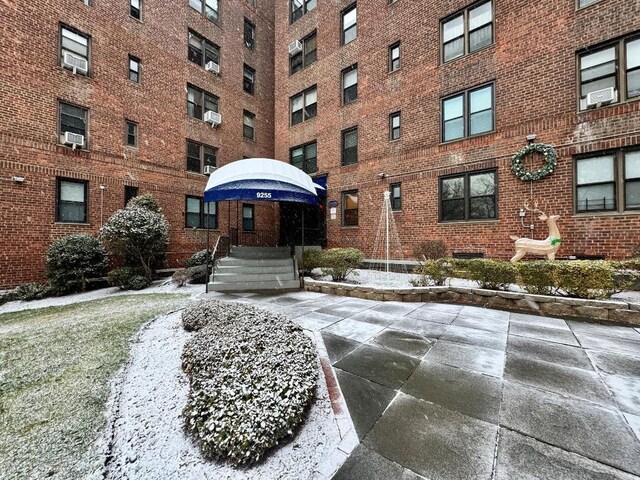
[303,279,640,326]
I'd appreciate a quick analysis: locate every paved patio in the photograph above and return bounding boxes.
[207,290,640,479]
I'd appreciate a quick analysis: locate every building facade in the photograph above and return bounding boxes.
[274,0,640,261]
[0,0,277,289]
[1,0,640,289]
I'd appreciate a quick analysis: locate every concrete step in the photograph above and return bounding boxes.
[230,246,292,259]
[218,257,294,267]
[214,272,296,282]
[207,279,300,291]
[216,264,294,274]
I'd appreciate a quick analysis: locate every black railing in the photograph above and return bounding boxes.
[229,228,278,247]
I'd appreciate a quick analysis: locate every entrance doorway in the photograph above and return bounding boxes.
[279,198,326,248]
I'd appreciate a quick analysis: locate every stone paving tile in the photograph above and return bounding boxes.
[368,329,435,359]
[316,299,377,317]
[335,344,420,389]
[509,322,580,346]
[500,381,640,476]
[425,340,505,377]
[365,392,498,480]
[292,311,343,330]
[504,354,614,407]
[405,308,458,324]
[346,310,398,327]
[568,320,640,340]
[414,303,464,314]
[459,305,510,320]
[322,332,362,364]
[507,335,594,370]
[402,360,502,424]
[440,324,507,351]
[322,318,386,343]
[332,444,423,480]
[495,429,638,480]
[369,301,423,316]
[334,369,397,440]
[575,333,640,357]
[602,374,640,416]
[588,350,640,376]
[391,316,449,338]
[452,313,510,333]
[510,312,570,330]
[626,413,640,443]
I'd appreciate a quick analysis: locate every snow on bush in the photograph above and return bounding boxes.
[185,250,209,268]
[181,300,318,465]
[46,234,107,293]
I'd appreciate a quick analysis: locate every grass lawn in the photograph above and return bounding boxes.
[0,294,191,480]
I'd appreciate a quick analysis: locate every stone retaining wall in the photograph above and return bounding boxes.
[303,279,640,326]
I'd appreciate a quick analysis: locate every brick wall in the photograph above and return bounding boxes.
[274,0,640,261]
[0,0,276,289]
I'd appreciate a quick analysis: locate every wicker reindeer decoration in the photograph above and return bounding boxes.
[510,200,562,263]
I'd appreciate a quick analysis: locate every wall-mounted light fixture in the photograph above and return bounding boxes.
[377,172,386,179]
[12,176,25,184]
[526,134,537,143]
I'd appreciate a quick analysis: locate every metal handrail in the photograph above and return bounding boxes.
[207,235,222,290]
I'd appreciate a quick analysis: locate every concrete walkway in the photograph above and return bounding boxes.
[207,290,640,480]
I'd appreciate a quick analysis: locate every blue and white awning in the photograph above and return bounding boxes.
[204,158,321,205]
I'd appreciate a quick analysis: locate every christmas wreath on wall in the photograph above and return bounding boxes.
[511,143,558,181]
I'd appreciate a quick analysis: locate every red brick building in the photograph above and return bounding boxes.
[274,0,640,261]
[0,0,277,289]
[2,0,640,289]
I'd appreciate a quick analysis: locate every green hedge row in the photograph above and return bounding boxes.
[303,247,364,282]
[413,259,636,300]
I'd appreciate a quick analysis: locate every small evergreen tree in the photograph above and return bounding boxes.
[46,234,107,293]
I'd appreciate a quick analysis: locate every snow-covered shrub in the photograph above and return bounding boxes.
[411,258,452,286]
[172,268,189,287]
[182,300,258,331]
[46,234,107,293]
[126,193,163,213]
[107,267,150,290]
[187,265,208,284]
[181,301,318,465]
[13,283,51,301]
[99,199,168,279]
[185,250,209,268]
[318,248,363,282]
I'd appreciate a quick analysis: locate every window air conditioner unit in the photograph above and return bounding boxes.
[204,110,222,126]
[288,40,303,56]
[204,165,217,175]
[205,61,220,74]
[63,52,88,74]
[64,131,85,148]
[586,87,617,108]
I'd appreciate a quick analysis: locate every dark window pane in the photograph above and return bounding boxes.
[290,52,303,73]
[469,196,496,219]
[204,146,216,167]
[442,199,465,221]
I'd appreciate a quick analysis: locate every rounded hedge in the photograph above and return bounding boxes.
[181,300,318,465]
[46,234,107,293]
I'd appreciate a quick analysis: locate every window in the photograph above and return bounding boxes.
[291,0,316,23]
[341,4,357,45]
[188,30,220,68]
[390,183,401,211]
[189,0,219,22]
[130,0,141,19]
[128,55,140,82]
[290,142,317,174]
[440,170,497,221]
[187,84,219,120]
[389,111,401,140]
[290,31,317,74]
[59,102,88,147]
[57,178,88,223]
[60,25,90,75]
[244,19,255,50]
[389,42,401,72]
[574,149,640,213]
[342,190,358,226]
[186,140,217,173]
[242,204,255,231]
[578,0,600,7]
[290,86,317,125]
[126,120,138,147]
[442,1,493,62]
[243,110,255,139]
[342,127,358,166]
[186,196,217,229]
[442,83,494,142]
[124,186,138,206]
[578,35,640,110]
[342,64,358,104]
[243,64,255,94]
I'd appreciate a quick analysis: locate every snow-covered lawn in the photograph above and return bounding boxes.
[0,294,191,480]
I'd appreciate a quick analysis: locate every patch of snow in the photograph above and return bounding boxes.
[0,281,204,315]
[99,310,340,480]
